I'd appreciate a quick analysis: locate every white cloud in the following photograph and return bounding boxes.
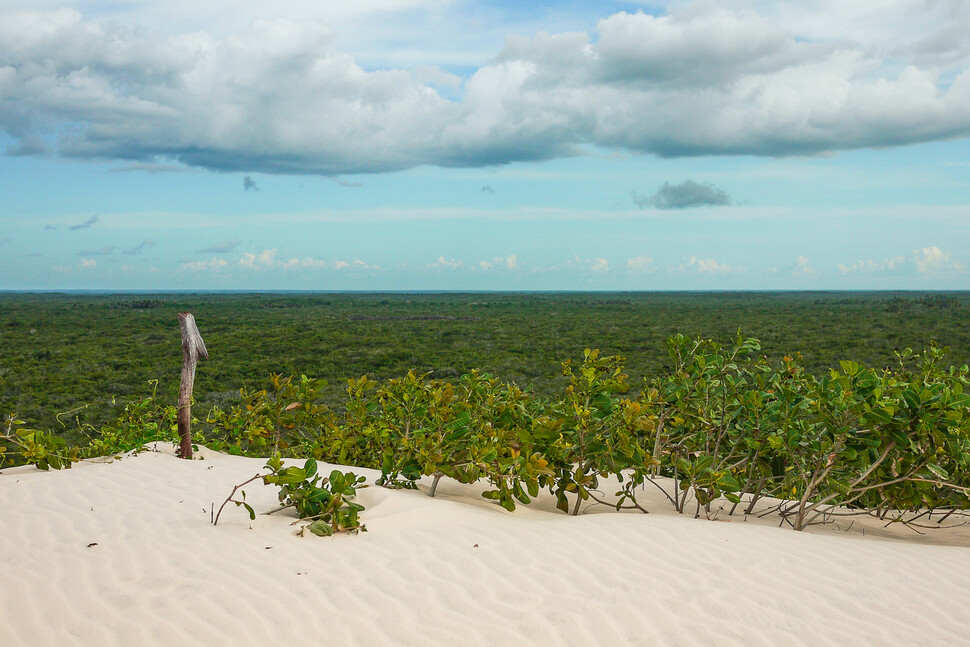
[590,258,610,272]
[477,254,518,271]
[281,257,326,270]
[235,249,330,271]
[561,254,612,274]
[54,258,98,272]
[836,249,965,276]
[239,249,278,269]
[427,256,463,270]
[913,246,963,274]
[684,255,735,274]
[626,255,654,271]
[792,255,815,276]
[333,259,379,271]
[181,258,228,271]
[3,4,970,175]
[838,256,906,274]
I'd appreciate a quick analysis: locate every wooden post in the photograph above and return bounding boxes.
[177,312,208,459]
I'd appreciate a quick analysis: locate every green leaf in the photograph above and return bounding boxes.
[866,407,893,425]
[950,393,970,408]
[307,487,332,504]
[275,467,307,485]
[695,455,715,473]
[307,521,333,537]
[526,479,539,498]
[902,389,920,410]
[715,474,741,491]
[303,458,317,480]
[839,360,860,376]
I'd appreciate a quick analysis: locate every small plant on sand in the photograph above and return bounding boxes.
[215,455,366,536]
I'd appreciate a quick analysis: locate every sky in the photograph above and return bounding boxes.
[1,0,969,291]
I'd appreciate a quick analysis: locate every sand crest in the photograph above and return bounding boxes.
[1,444,968,647]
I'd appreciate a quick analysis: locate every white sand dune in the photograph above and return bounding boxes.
[2,443,968,647]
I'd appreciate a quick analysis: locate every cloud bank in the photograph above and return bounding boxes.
[2,3,970,175]
[838,247,964,276]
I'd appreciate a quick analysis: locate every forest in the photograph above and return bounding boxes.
[1,290,969,444]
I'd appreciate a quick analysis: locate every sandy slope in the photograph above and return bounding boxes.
[1,444,968,647]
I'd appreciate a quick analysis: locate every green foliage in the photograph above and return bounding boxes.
[543,349,653,515]
[205,374,330,456]
[4,293,970,533]
[634,336,970,528]
[459,371,551,512]
[216,455,366,536]
[5,291,970,445]
[2,413,80,470]
[264,456,367,536]
[80,381,181,458]
[52,337,969,531]
[641,334,768,515]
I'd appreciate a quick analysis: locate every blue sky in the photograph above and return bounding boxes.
[1,0,969,290]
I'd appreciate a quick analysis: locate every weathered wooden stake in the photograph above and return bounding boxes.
[177,312,208,459]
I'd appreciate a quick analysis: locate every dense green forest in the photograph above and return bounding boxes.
[2,291,969,443]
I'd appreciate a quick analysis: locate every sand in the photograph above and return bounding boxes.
[1,443,968,647]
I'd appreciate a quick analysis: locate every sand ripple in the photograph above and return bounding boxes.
[2,446,969,646]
